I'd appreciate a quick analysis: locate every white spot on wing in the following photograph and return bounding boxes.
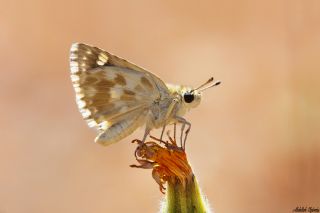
[74,87,81,93]
[80,108,91,118]
[70,61,78,67]
[71,66,79,73]
[99,121,111,129]
[75,93,85,100]
[77,99,86,108]
[97,60,105,66]
[70,44,78,52]
[70,74,80,82]
[87,119,97,128]
[70,54,78,60]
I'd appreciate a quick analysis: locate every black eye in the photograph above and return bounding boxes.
[184,93,194,103]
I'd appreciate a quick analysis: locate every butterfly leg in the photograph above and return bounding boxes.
[141,127,151,143]
[174,117,185,148]
[160,125,166,141]
[165,123,177,146]
[175,116,191,150]
[173,123,176,142]
[183,121,191,149]
[160,98,179,141]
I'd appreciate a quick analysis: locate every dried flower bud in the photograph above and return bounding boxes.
[130,135,212,213]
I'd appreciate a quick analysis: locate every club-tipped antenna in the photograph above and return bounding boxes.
[198,80,221,92]
[191,77,214,92]
[191,77,221,92]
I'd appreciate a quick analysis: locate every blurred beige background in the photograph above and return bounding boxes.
[1,0,320,212]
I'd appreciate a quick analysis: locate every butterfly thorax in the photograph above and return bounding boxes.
[145,84,189,130]
[146,92,175,129]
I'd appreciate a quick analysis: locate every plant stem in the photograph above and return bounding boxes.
[162,175,210,213]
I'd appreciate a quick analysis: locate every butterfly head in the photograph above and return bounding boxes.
[170,77,221,111]
[181,88,202,108]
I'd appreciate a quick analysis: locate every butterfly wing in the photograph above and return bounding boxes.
[70,43,169,145]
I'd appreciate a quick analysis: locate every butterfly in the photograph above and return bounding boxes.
[69,43,220,147]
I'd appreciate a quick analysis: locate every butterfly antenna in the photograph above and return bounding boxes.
[191,77,221,92]
[194,77,214,91]
[190,77,214,93]
[198,81,221,92]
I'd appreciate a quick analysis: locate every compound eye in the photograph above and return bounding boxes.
[183,93,194,103]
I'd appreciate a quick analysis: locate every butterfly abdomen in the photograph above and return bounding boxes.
[95,114,146,146]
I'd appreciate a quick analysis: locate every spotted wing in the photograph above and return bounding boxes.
[70,43,169,145]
